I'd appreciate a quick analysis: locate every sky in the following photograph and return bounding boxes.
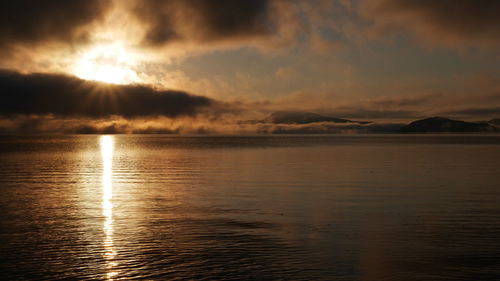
[0,0,499,133]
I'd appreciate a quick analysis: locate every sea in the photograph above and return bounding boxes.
[0,135,499,280]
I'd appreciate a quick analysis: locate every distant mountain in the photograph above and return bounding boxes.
[488,118,500,126]
[400,117,499,133]
[262,111,369,124]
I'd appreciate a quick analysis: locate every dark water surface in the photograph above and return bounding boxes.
[1,135,499,280]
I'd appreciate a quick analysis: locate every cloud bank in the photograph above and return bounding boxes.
[0,70,212,118]
[0,114,406,135]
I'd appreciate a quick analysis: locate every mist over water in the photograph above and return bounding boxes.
[1,135,499,280]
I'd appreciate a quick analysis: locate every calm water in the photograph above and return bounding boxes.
[0,135,499,280]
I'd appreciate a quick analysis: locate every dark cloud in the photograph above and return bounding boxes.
[0,0,111,48]
[0,70,213,118]
[131,0,275,46]
[362,0,500,46]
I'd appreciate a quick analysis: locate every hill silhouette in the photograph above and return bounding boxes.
[400,117,499,133]
[488,118,500,126]
[263,111,369,124]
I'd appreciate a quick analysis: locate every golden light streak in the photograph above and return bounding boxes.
[100,135,118,280]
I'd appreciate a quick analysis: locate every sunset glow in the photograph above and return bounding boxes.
[73,43,140,85]
[1,1,500,280]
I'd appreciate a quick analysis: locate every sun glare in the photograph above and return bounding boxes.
[73,43,140,85]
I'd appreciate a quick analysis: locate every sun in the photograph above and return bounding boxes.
[73,42,141,85]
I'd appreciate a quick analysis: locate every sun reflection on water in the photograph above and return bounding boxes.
[100,136,117,279]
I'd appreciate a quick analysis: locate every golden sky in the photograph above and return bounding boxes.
[0,0,499,133]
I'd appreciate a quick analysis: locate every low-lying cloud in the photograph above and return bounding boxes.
[0,70,213,118]
[0,114,406,135]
